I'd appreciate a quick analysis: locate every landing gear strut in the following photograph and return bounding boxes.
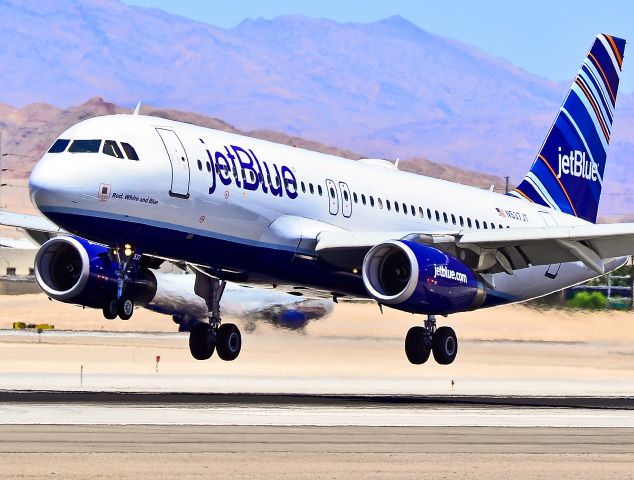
[189,273,242,361]
[102,244,137,320]
[405,315,458,365]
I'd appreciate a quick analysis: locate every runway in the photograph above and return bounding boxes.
[1,391,634,427]
[1,394,633,479]
[1,418,633,479]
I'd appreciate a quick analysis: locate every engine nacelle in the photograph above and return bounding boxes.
[34,236,156,309]
[362,240,485,315]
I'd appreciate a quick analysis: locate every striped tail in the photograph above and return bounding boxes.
[509,34,626,223]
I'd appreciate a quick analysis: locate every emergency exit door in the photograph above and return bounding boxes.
[156,128,190,198]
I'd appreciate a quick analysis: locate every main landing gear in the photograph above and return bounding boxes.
[405,315,458,365]
[188,273,242,361]
[103,245,136,321]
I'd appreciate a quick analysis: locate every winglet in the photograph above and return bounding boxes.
[133,101,142,115]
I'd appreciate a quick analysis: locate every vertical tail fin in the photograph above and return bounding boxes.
[509,34,626,223]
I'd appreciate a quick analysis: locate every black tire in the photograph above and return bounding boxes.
[189,322,214,360]
[405,326,431,364]
[102,299,118,320]
[117,296,134,320]
[216,323,242,361]
[432,326,458,365]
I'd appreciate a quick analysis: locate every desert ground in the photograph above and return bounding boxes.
[1,292,634,396]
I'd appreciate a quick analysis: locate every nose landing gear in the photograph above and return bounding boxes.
[102,245,137,321]
[405,315,458,365]
[189,273,242,361]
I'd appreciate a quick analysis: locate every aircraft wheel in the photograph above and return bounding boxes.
[216,323,242,361]
[102,299,118,320]
[432,326,458,365]
[117,295,134,320]
[405,326,431,364]
[189,322,215,360]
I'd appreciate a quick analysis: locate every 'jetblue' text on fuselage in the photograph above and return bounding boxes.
[202,141,298,199]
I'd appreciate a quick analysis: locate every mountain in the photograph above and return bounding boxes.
[0,0,632,214]
[0,97,505,192]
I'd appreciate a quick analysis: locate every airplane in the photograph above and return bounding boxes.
[0,216,333,332]
[17,34,634,364]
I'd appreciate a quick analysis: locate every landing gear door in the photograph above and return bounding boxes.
[156,128,190,199]
[539,211,561,279]
[339,181,352,218]
[326,179,339,215]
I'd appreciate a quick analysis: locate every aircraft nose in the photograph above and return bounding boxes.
[29,154,76,211]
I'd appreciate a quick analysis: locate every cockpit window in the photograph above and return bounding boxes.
[48,139,70,153]
[69,139,101,153]
[121,142,139,161]
[103,140,124,159]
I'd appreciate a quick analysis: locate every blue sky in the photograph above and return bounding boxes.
[124,0,634,93]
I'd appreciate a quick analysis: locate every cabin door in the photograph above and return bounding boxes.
[156,128,190,199]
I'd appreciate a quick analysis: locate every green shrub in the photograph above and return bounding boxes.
[567,291,608,310]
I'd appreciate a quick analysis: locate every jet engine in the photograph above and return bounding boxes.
[34,236,156,310]
[33,235,334,330]
[362,240,486,315]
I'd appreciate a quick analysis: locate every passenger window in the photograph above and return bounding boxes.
[443,212,448,223]
[419,207,424,218]
[451,214,456,225]
[370,196,375,207]
[386,200,391,211]
[48,139,70,153]
[69,139,101,153]
[309,183,314,194]
[353,192,358,203]
[395,202,400,213]
[435,210,440,222]
[206,161,212,172]
[361,194,366,205]
[459,216,464,227]
[103,140,124,159]
[121,142,139,160]
[378,198,383,209]
[499,224,503,229]
[197,160,202,171]
[483,222,488,229]
[491,222,495,229]
[329,187,336,197]
[467,218,472,228]
[402,203,407,215]
[427,209,432,220]
[343,191,349,201]
[475,220,480,229]
[410,205,415,216]
[318,185,323,196]
[301,182,306,193]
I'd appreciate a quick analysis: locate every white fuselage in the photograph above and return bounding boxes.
[28,114,625,308]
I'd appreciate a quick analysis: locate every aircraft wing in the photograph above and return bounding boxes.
[0,211,64,245]
[316,223,634,275]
